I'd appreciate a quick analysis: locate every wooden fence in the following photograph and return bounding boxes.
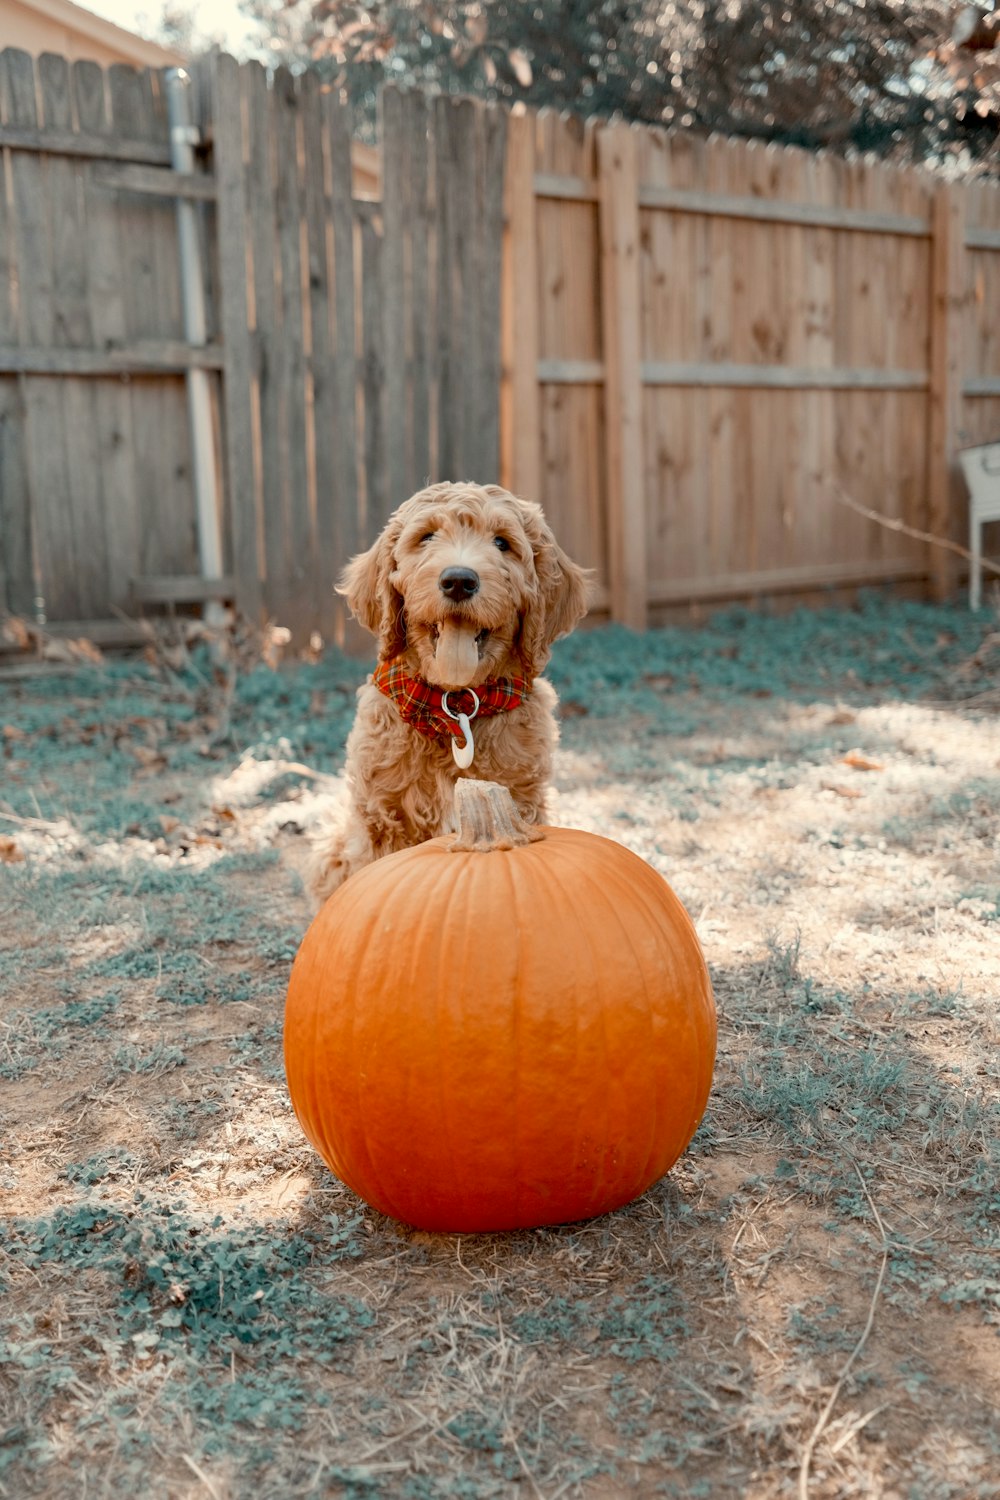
[503,113,1000,627]
[0,48,506,647]
[1,47,999,649]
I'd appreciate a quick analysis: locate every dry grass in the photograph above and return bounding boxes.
[1,599,999,1499]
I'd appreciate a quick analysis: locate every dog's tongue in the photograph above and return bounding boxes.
[428,619,479,687]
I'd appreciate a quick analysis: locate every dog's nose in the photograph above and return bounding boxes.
[439,566,480,601]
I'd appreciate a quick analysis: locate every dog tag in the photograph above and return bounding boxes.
[442,689,480,769]
[452,713,475,769]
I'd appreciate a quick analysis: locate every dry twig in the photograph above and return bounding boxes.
[797,1161,890,1500]
[831,486,1000,579]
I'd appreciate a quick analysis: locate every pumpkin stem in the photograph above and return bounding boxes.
[450,779,545,852]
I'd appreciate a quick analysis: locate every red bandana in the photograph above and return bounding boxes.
[373,658,530,741]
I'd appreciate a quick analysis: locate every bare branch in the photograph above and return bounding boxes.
[831,486,1000,578]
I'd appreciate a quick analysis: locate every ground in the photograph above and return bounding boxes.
[1,596,998,1500]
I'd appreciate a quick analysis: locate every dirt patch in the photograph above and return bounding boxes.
[1,598,999,1499]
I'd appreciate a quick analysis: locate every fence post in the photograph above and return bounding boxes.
[927,180,966,603]
[597,123,647,632]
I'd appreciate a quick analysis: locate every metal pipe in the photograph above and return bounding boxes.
[165,67,226,627]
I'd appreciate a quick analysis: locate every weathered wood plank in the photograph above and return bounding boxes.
[0,379,33,617]
[360,207,387,534]
[0,122,171,163]
[2,50,54,347]
[640,362,928,389]
[406,90,431,493]
[1,50,76,619]
[598,124,646,631]
[212,51,261,626]
[109,66,167,340]
[0,343,224,374]
[965,226,1000,250]
[533,171,931,236]
[73,57,141,617]
[454,98,478,478]
[0,55,33,615]
[434,95,456,480]
[271,67,315,637]
[298,67,336,636]
[111,66,196,589]
[39,53,110,620]
[93,163,217,199]
[927,182,967,600]
[380,86,408,508]
[502,110,542,500]
[132,573,236,602]
[476,99,507,483]
[323,83,360,589]
[649,556,927,605]
[243,61,285,627]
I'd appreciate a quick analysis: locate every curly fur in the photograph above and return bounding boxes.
[307,482,589,905]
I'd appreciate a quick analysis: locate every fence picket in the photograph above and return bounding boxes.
[325,86,359,558]
[476,101,506,482]
[298,68,338,639]
[406,91,431,494]
[598,124,647,631]
[502,111,541,505]
[271,67,315,639]
[0,52,33,617]
[242,60,285,629]
[381,86,407,510]
[40,53,114,621]
[213,52,260,626]
[360,204,387,534]
[433,95,455,481]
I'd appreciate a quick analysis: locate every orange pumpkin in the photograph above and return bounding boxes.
[284,780,716,1232]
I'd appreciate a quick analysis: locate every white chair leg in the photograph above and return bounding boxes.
[970,517,981,612]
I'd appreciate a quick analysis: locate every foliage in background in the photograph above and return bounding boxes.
[226,0,1000,168]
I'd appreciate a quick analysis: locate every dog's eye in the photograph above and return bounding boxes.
[493,536,511,552]
[419,531,436,545]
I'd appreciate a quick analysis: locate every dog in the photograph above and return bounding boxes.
[307,481,589,905]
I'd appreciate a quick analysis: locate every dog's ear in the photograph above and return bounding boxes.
[512,499,591,679]
[337,524,407,660]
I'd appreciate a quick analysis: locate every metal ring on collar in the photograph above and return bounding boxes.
[441,688,481,721]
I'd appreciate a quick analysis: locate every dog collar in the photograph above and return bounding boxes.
[373,658,530,768]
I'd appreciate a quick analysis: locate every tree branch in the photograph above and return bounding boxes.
[831,486,1000,579]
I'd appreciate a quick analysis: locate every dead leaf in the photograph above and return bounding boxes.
[212,804,237,823]
[0,836,24,864]
[2,616,33,650]
[40,636,104,665]
[828,709,857,725]
[841,750,884,772]
[159,815,181,835]
[2,725,26,742]
[821,781,865,799]
[262,624,292,671]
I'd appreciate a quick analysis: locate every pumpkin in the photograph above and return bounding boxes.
[284,780,716,1233]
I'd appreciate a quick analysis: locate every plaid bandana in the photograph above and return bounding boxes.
[373,658,530,741]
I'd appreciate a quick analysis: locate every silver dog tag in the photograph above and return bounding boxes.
[452,713,475,769]
[442,689,480,770]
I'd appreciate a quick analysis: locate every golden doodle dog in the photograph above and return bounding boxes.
[308,482,589,905]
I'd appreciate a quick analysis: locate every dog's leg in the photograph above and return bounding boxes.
[306,688,452,907]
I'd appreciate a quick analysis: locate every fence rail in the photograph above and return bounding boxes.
[1,47,999,648]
